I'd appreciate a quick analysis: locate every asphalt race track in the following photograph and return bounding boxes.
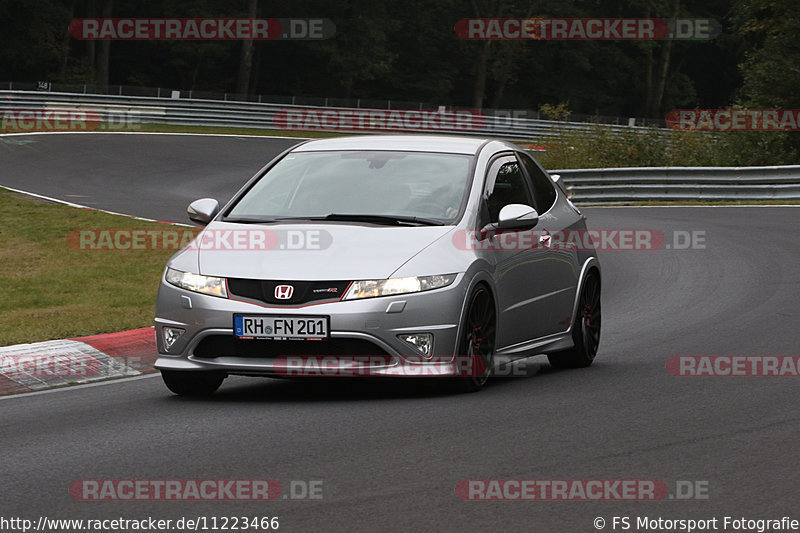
[1,133,799,532]
[0,133,302,222]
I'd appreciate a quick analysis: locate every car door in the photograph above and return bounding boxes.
[481,154,567,354]
[517,150,580,337]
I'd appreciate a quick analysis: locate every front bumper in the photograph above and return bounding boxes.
[154,273,470,378]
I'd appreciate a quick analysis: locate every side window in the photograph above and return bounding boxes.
[485,157,535,222]
[518,152,557,213]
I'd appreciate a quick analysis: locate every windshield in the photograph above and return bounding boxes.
[226,150,473,223]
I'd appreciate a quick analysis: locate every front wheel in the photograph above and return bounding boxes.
[161,370,225,396]
[453,285,497,392]
[548,270,601,369]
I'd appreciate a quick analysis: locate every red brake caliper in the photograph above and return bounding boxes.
[583,305,592,327]
[472,326,486,375]
[472,326,483,353]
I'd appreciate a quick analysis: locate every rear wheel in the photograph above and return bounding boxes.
[548,270,601,369]
[161,370,225,396]
[453,285,496,392]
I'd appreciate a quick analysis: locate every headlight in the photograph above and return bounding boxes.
[165,268,228,298]
[343,274,457,300]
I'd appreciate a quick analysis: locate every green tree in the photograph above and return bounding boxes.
[733,0,800,108]
[727,0,800,163]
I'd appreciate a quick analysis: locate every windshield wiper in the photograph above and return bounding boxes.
[222,216,280,223]
[223,214,446,226]
[322,213,446,226]
[223,216,324,224]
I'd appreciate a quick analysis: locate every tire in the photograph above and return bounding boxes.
[161,370,225,396]
[548,270,601,369]
[453,285,497,392]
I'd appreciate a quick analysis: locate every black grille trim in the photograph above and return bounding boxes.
[227,279,351,306]
[193,335,389,358]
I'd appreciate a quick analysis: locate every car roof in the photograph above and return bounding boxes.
[291,135,492,155]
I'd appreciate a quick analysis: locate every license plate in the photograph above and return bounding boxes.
[234,315,329,340]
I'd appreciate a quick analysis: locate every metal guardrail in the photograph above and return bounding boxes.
[3,81,664,127]
[0,90,656,141]
[556,166,800,203]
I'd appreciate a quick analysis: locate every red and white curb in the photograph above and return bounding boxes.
[0,327,158,395]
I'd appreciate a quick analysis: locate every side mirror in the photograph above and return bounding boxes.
[480,204,539,238]
[497,203,539,230]
[187,198,219,225]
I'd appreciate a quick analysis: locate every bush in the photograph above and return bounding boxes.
[533,125,799,169]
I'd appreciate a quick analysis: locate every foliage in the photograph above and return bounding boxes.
[539,102,571,121]
[536,126,799,169]
[1,0,798,164]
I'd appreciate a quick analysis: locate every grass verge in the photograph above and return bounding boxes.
[0,187,178,346]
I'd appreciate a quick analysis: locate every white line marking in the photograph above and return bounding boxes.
[0,185,194,226]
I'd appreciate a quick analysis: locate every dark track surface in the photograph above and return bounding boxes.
[0,132,302,221]
[2,133,799,532]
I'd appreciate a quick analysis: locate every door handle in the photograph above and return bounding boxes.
[538,231,551,246]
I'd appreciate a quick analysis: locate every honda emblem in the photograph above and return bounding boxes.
[274,285,294,300]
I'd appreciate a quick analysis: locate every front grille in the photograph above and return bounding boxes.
[227,279,351,306]
[193,335,389,358]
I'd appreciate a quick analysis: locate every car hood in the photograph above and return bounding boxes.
[190,221,457,281]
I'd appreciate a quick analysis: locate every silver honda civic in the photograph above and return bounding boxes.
[154,135,601,395]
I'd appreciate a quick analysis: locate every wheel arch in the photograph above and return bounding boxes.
[453,273,498,356]
[567,257,601,336]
